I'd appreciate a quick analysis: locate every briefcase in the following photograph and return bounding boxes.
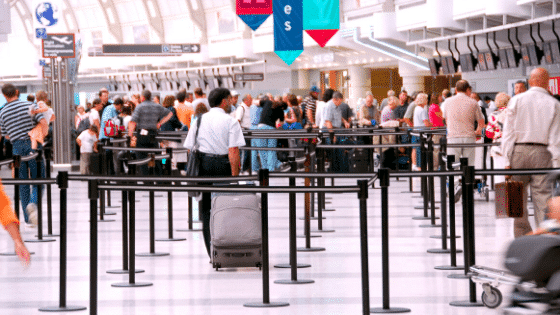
[495,180,524,218]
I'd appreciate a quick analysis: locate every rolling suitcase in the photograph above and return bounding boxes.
[495,180,524,218]
[210,193,262,270]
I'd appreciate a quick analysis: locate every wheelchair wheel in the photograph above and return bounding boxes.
[481,286,503,308]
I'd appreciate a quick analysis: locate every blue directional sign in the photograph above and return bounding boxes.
[36,28,47,39]
[39,59,47,66]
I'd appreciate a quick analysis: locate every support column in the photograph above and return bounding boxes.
[348,65,370,110]
[398,60,428,94]
[298,69,311,90]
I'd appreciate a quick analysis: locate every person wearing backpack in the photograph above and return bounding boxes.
[99,98,124,174]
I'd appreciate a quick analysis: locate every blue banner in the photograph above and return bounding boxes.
[274,0,303,65]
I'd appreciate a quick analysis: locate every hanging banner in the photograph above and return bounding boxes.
[273,0,303,66]
[236,0,272,31]
[303,0,339,47]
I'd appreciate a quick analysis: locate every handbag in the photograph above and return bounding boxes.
[495,179,524,218]
[185,116,202,198]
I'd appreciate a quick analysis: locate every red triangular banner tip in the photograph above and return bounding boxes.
[305,30,339,47]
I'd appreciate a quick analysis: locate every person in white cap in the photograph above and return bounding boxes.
[229,90,240,117]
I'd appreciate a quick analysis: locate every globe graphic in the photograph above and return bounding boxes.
[35,2,58,27]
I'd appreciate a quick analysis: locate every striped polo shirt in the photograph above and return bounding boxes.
[0,99,44,142]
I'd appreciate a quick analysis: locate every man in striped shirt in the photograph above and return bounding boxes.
[0,83,47,225]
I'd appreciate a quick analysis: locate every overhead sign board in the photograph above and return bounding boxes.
[42,64,52,78]
[42,33,75,58]
[101,44,201,56]
[234,73,265,82]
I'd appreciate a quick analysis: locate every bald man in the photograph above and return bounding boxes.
[502,67,560,237]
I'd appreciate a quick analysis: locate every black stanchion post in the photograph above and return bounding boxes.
[244,169,289,308]
[44,147,57,237]
[372,168,411,314]
[450,165,483,307]
[413,134,431,221]
[39,172,86,312]
[27,150,55,243]
[299,150,325,252]
[247,131,252,176]
[112,164,152,288]
[158,148,186,242]
[420,135,440,228]
[437,155,464,271]
[137,154,169,257]
[89,180,98,315]
[13,155,21,221]
[104,139,112,209]
[275,158,313,280]
[357,180,370,315]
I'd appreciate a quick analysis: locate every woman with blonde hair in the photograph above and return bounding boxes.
[485,92,511,182]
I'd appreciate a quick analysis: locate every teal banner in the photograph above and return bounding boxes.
[303,0,339,30]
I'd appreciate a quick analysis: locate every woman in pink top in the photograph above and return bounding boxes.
[428,94,444,127]
[428,94,444,169]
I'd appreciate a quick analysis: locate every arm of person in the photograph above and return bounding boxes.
[128,121,137,147]
[325,120,333,130]
[548,103,560,168]
[31,102,49,115]
[342,118,350,129]
[423,119,432,127]
[475,118,485,136]
[228,147,240,177]
[93,140,98,153]
[5,222,30,265]
[306,108,315,127]
[404,118,413,127]
[285,109,297,124]
[156,112,174,130]
[94,119,100,130]
[76,138,82,146]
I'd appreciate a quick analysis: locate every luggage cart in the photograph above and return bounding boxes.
[469,265,536,308]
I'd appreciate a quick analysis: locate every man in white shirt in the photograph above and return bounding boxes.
[502,67,560,237]
[412,93,431,170]
[191,87,210,112]
[236,94,252,173]
[183,87,246,257]
[89,98,103,130]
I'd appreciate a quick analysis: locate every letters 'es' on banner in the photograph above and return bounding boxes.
[303,0,339,47]
[273,0,303,65]
[236,0,272,31]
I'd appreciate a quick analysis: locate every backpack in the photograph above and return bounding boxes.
[104,116,124,138]
[76,117,90,134]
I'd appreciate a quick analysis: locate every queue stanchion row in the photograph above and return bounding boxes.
[244,169,290,308]
[297,144,320,239]
[412,134,432,221]
[39,171,86,312]
[274,158,314,280]
[448,157,471,280]
[27,150,55,243]
[435,154,464,270]
[371,169,411,314]
[95,143,115,223]
[136,154,169,257]
[313,137,334,233]
[43,148,58,237]
[112,164,152,288]
[157,148,186,242]
[450,165,483,308]
[428,137,452,254]
[275,157,311,269]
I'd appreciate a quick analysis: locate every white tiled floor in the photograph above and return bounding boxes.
[0,173,534,315]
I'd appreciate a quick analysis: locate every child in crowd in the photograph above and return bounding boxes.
[76,125,99,175]
[28,91,55,150]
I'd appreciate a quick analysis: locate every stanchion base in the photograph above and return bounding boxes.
[99,212,117,216]
[427,248,462,254]
[411,216,432,220]
[120,200,140,203]
[371,307,411,313]
[430,235,461,239]
[419,224,442,228]
[156,238,187,242]
[142,194,164,198]
[106,269,145,274]
[411,195,423,199]
[104,205,120,209]
[0,251,35,256]
[449,300,484,307]
[447,273,471,279]
[297,247,325,252]
[274,279,314,284]
[41,234,60,238]
[136,252,170,257]
[296,234,321,238]
[414,206,439,209]
[274,263,311,269]
[176,228,203,232]
[111,282,153,288]
[401,191,421,194]
[25,238,56,243]
[322,209,336,212]
[89,219,116,223]
[311,229,335,233]
[298,217,326,220]
[434,265,464,271]
[244,301,289,308]
[39,305,87,312]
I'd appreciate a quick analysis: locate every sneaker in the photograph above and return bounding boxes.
[277,163,291,172]
[26,203,38,226]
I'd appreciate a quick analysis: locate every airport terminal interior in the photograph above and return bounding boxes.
[2,0,560,314]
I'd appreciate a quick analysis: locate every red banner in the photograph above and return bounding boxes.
[236,0,272,15]
[550,76,560,95]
